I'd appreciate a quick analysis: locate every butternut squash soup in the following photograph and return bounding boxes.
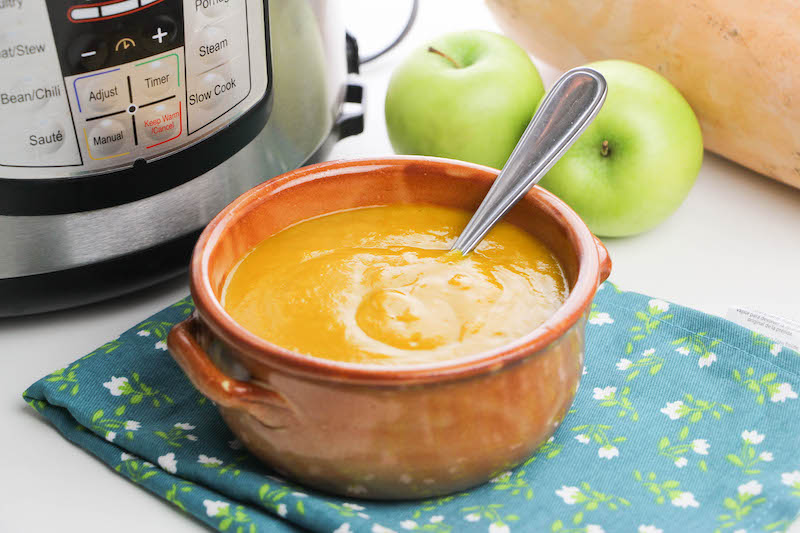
[221,204,568,365]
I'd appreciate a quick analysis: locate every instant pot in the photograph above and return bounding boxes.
[0,0,365,316]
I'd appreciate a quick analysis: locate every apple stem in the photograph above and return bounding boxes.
[601,140,611,157]
[428,46,462,68]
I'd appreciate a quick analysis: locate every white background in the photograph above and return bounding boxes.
[2,1,799,531]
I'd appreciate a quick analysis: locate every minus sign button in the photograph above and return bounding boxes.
[81,51,97,57]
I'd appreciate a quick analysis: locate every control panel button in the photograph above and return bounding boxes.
[139,101,181,142]
[0,114,79,166]
[132,54,180,101]
[193,25,231,69]
[1,75,64,114]
[68,35,109,72]
[188,67,236,110]
[143,15,179,53]
[0,39,49,61]
[27,118,66,155]
[86,118,129,157]
[72,68,124,114]
[192,0,236,19]
[185,52,251,133]
[184,3,248,76]
[80,74,128,114]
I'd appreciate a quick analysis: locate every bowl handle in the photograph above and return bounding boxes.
[168,316,288,411]
[594,235,612,284]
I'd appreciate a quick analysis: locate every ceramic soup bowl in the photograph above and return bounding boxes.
[167,157,611,499]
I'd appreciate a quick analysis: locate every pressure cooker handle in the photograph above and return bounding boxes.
[346,32,360,74]
[336,82,365,140]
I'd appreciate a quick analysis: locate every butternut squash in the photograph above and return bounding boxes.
[485,0,800,189]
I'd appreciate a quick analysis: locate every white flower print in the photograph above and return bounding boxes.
[102,376,128,396]
[203,499,229,517]
[642,348,655,356]
[660,401,684,420]
[616,358,632,370]
[292,492,307,498]
[343,503,365,511]
[638,526,662,533]
[593,386,616,400]
[781,471,800,486]
[400,520,417,530]
[674,457,688,468]
[741,430,764,445]
[358,513,370,519]
[137,330,151,337]
[556,485,581,504]
[671,491,699,508]
[198,454,222,466]
[649,299,669,312]
[372,525,396,533]
[489,524,510,533]
[430,516,443,523]
[691,439,710,455]
[589,312,614,325]
[759,451,774,462]
[465,513,481,522]
[732,530,746,533]
[334,524,352,533]
[770,383,797,403]
[186,434,198,441]
[770,344,783,356]
[155,340,168,351]
[120,453,133,461]
[158,452,177,474]
[585,526,604,533]
[698,353,716,368]
[228,439,243,450]
[598,445,619,459]
[277,503,287,517]
[124,420,141,431]
[575,434,590,444]
[491,471,512,483]
[105,431,116,442]
[676,347,690,355]
[738,480,763,496]
[174,422,195,430]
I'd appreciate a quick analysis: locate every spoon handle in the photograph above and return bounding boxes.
[451,67,607,255]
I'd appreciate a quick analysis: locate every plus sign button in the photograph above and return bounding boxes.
[143,15,179,53]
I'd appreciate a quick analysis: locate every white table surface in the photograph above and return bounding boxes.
[2,1,799,532]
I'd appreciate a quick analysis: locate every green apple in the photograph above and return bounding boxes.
[385,31,544,169]
[538,60,704,237]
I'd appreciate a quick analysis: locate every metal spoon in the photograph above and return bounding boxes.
[451,67,607,255]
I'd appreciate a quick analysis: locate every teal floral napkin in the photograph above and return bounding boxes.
[24,283,800,533]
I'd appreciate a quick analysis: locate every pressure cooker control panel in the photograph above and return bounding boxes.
[0,0,269,179]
